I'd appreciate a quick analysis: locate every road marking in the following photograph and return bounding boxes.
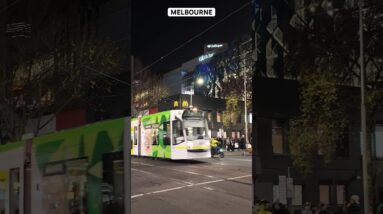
[132,168,154,175]
[132,159,224,179]
[183,181,194,185]
[152,186,184,194]
[194,179,224,186]
[214,163,225,165]
[184,171,199,175]
[203,187,214,191]
[131,194,144,198]
[227,175,252,180]
[131,174,251,198]
[132,162,154,167]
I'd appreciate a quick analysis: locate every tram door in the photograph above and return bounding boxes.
[131,119,142,157]
[9,168,20,214]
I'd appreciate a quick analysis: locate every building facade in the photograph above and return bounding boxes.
[252,0,383,212]
[159,42,252,140]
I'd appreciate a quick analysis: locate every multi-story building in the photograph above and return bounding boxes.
[252,0,383,211]
[159,42,253,139]
[0,0,131,139]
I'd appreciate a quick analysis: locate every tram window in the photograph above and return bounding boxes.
[134,127,138,145]
[152,130,158,145]
[172,120,184,145]
[172,121,182,137]
[9,168,20,214]
[163,121,171,145]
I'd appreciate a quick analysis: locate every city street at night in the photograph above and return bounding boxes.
[131,151,252,214]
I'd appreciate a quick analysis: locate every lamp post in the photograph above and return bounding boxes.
[240,39,252,150]
[189,82,193,108]
[244,65,249,148]
[307,4,370,212]
[359,1,370,213]
[189,77,205,109]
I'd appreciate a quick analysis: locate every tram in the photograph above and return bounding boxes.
[131,109,211,159]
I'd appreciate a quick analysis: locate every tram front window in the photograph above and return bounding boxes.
[183,120,207,141]
[185,127,206,141]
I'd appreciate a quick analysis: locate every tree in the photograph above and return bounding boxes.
[0,1,125,141]
[288,71,348,175]
[284,0,383,206]
[207,36,253,102]
[222,93,241,131]
[132,58,169,113]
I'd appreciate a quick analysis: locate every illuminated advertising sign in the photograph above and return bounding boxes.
[198,53,214,62]
[207,44,223,48]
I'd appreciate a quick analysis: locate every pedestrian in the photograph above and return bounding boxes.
[220,137,226,151]
[346,195,362,214]
[240,136,246,156]
[228,138,234,152]
[301,202,313,214]
[225,137,230,151]
[210,137,219,157]
[256,200,272,214]
[315,204,328,214]
[333,205,345,214]
[272,201,290,214]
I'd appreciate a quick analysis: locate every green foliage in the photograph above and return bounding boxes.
[222,93,241,129]
[288,71,348,176]
[0,6,125,141]
[284,4,383,177]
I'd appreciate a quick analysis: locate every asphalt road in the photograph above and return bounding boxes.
[131,151,252,214]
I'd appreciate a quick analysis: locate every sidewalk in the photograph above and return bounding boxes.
[223,150,252,157]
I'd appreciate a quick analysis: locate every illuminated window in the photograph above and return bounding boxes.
[336,185,345,205]
[217,111,221,123]
[292,185,303,206]
[319,185,330,205]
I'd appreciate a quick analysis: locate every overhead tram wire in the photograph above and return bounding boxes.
[0,0,21,14]
[83,2,252,85]
[82,2,252,104]
[135,1,252,76]
[82,65,184,104]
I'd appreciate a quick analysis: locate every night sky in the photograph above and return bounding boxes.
[132,0,252,74]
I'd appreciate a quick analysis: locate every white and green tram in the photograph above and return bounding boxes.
[131,109,211,159]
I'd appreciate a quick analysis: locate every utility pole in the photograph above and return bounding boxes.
[240,39,251,150]
[244,66,249,147]
[190,82,193,108]
[359,0,370,213]
[124,55,134,214]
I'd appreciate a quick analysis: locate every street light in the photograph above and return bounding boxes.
[189,77,205,108]
[197,77,204,85]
